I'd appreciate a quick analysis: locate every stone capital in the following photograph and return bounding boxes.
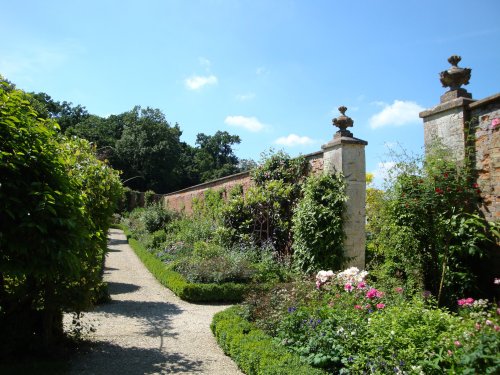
[322,136,368,151]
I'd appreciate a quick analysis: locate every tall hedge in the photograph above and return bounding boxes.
[0,79,123,354]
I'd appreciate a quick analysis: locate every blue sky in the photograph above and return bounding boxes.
[2,0,499,186]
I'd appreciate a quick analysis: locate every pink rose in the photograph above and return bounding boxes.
[344,283,353,292]
[366,288,379,299]
[395,287,404,293]
[458,298,474,306]
[357,281,366,289]
[354,305,362,310]
[376,303,385,309]
[454,340,462,347]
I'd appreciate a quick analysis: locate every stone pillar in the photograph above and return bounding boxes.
[322,106,368,269]
[419,55,475,162]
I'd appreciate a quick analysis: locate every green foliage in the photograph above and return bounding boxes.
[242,269,499,374]
[220,151,310,257]
[65,114,122,157]
[367,144,498,306]
[252,150,309,188]
[192,188,226,221]
[292,173,347,273]
[117,225,247,302]
[114,106,182,193]
[211,306,327,375]
[141,202,175,233]
[194,130,241,182]
[174,242,256,284]
[30,91,90,132]
[453,329,500,374]
[0,80,122,354]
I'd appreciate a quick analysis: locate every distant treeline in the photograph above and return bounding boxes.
[29,90,256,193]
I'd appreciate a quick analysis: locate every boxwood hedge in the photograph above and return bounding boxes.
[211,306,327,375]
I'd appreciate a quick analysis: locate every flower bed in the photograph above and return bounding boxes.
[112,224,247,302]
[239,267,500,374]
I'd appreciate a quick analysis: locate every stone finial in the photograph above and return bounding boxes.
[439,55,472,102]
[332,106,354,137]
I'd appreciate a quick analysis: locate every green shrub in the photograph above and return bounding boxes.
[292,173,347,273]
[141,202,175,233]
[211,306,327,375]
[174,243,256,284]
[220,150,309,257]
[0,80,122,354]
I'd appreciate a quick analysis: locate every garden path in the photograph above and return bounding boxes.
[68,228,243,375]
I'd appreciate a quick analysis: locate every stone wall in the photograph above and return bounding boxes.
[421,92,500,223]
[420,98,474,162]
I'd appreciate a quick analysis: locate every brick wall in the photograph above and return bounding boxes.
[162,150,325,215]
[470,94,500,221]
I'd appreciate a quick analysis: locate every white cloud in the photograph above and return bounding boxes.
[370,100,424,129]
[225,115,265,132]
[235,92,256,101]
[185,74,218,90]
[275,133,315,147]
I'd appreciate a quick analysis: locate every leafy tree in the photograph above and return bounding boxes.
[238,158,258,172]
[65,114,119,155]
[195,131,241,182]
[30,92,90,131]
[114,106,182,193]
[174,141,201,189]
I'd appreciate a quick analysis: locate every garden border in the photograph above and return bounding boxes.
[111,224,247,303]
[210,306,327,375]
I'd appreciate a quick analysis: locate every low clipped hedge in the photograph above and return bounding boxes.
[211,306,327,375]
[111,224,247,303]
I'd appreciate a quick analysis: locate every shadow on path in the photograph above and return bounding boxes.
[98,299,182,341]
[73,342,204,375]
[107,237,129,246]
[106,281,141,295]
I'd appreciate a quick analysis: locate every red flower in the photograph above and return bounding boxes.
[443,173,449,178]
[473,183,479,188]
[435,187,444,194]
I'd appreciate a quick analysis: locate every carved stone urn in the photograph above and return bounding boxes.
[439,55,472,102]
[332,106,353,137]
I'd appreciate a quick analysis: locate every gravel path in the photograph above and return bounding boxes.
[68,228,243,375]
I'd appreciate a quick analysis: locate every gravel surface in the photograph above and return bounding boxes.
[68,228,243,375]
